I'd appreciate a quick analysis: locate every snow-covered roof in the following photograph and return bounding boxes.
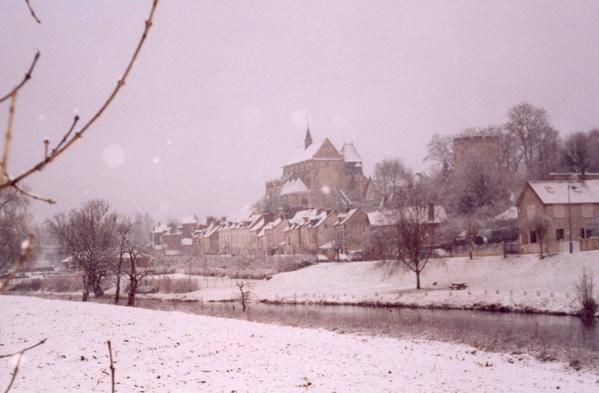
[367,205,447,226]
[367,211,393,226]
[181,238,193,246]
[341,143,362,163]
[280,178,309,195]
[526,180,599,204]
[151,223,168,233]
[284,209,330,231]
[318,241,337,249]
[249,218,265,232]
[335,208,359,226]
[495,206,518,221]
[258,217,283,237]
[202,222,221,238]
[285,140,324,166]
[181,216,197,225]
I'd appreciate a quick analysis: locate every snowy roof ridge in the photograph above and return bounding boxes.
[526,180,599,204]
[280,178,309,195]
[341,142,362,163]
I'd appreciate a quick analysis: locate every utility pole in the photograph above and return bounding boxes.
[567,184,577,254]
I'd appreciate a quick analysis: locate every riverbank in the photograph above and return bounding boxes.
[1,296,597,392]
[146,251,599,317]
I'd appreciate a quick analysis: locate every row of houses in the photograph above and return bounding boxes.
[151,204,447,259]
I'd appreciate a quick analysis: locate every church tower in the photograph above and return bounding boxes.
[304,125,312,149]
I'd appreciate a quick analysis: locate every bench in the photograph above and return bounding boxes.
[449,282,467,290]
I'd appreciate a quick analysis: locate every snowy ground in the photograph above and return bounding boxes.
[146,251,599,316]
[1,296,597,393]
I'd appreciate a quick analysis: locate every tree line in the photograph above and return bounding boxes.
[47,199,154,306]
[368,102,599,288]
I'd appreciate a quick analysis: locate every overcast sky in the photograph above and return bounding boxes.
[2,0,599,223]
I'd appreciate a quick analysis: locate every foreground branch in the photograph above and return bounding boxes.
[0,0,159,192]
[0,94,17,187]
[0,51,40,105]
[1,338,46,393]
[10,179,56,204]
[23,0,41,24]
[106,340,115,393]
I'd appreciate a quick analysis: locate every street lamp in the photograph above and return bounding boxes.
[567,184,578,254]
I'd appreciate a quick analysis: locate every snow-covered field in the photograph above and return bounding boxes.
[1,296,597,393]
[148,251,599,316]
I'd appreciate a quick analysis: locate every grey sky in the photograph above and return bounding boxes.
[2,0,599,222]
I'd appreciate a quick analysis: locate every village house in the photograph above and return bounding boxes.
[366,204,447,257]
[282,209,337,255]
[517,178,599,254]
[200,220,221,255]
[334,208,369,256]
[150,222,168,251]
[257,217,288,256]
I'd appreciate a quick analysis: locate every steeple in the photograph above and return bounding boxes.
[304,115,312,149]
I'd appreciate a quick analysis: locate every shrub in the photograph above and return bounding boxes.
[576,268,597,325]
[8,278,42,292]
[43,276,82,292]
[143,276,200,293]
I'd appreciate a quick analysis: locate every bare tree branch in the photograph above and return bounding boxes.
[51,115,79,156]
[0,51,40,105]
[0,338,46,393]
[1,0,159,191]
[106,340,115,393]
[0,338,47,359]
[9,179,56,205]
[23,0,42,24]
[0,94,17,187]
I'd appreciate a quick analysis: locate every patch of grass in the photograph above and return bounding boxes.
[8,278,42,292]
[143,276,200,293]
[43,276,82,292]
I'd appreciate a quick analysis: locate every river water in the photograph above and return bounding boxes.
[135,298,599,362]
[21,293,599,364]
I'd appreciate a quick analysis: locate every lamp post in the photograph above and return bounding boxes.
[567,184,577,254]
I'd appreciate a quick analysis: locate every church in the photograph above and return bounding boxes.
[264,128,369,213]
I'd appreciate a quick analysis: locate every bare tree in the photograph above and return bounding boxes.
[424,134,453,173]
[372,158,411,204]
[235,281,251,312]
[528,214,551,259]
[123,217,153,306]
[559,128,599,175]
[111,216,133,304]
[588,129,599,172]
[48,199,117,301]
[506,103,561,179]
[0,189,31,273]
[385,178,437,290]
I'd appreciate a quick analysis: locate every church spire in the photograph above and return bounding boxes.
[304,114,312,149]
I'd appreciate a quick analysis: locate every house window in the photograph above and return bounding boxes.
[582,204,593,218]
[529,231,537,244]
[527,205,536,219]
[555,228,564,241]
[553,205,565,218]
[580,228,592,239]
